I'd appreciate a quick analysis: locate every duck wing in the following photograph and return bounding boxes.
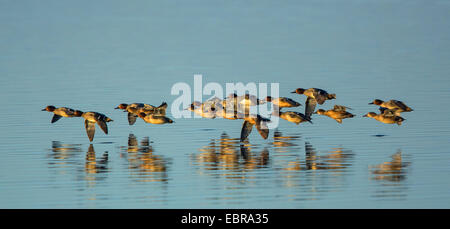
[240,120,254,142]
[85,120,96,142]
[312,90,327,105]
[391,100,411,111]
[285,97,301,107]
[156,102,168,115]
[51,114,63,123]
[255,120,269,140]
[305,97,317,118]
[295,112,313,124]
[333,105,351,112]
[128,112,138,125]
[97,120,109,135]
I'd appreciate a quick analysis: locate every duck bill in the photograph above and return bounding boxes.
[114,107,120,109]
[41,108,46,111]
[368,102,374,105]
[290,91,297,94]
[362,114,368,117]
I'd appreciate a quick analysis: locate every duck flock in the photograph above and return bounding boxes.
[42,87,413,142]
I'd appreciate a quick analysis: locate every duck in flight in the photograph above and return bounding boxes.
[314,105,355,124]
[74,110,113,142]
[363,111,405,126]
[186,102,217,119]
[277,111,312,125]
[137,112,174,124]
[369,99,413,113]
[115,102,167,125]
[264,96,301,110]
[42,105,81,123]
[291,88,336,118]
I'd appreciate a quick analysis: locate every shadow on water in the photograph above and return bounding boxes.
[192,132,270,179]
[369,150,411,199]
[118,134,170,183]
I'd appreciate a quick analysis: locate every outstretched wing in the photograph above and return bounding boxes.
[128,112,138,125]
[312,90,327,105]
[240,120,254,142]
[255,119,269,140]
[390,100,405,109]
[333,105,352,112]
[51,114,62,123]
[156,102,168,115]
[286,97,301,107]
[97,120,108,135]
[85,120,96,142]
[295,112,313,124]
[305,97,317,118]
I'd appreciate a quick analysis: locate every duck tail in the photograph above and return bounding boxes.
[396,116,405,125]
[158,102,168,109]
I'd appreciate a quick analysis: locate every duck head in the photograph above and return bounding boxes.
[363,112,377,118]
[184,104,196,111]
[73,110,84,117]
[115,103,128,110]
[315,109,326,115]
[369,99,383,105]
[42,105,56,112]
[291,88,305,94]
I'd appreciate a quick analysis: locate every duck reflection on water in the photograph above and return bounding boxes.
[194,132,270,176]
[277,139,354,172]
[49,141,82,160]
[84,144,109,175]
[369,151,410,199]
[119,134,169,182]
[271,130,301,153]
[370,151,410,182]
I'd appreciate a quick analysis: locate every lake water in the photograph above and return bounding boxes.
[1,0,450,209]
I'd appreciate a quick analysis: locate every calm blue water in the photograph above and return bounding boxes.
[1,0,450,208]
